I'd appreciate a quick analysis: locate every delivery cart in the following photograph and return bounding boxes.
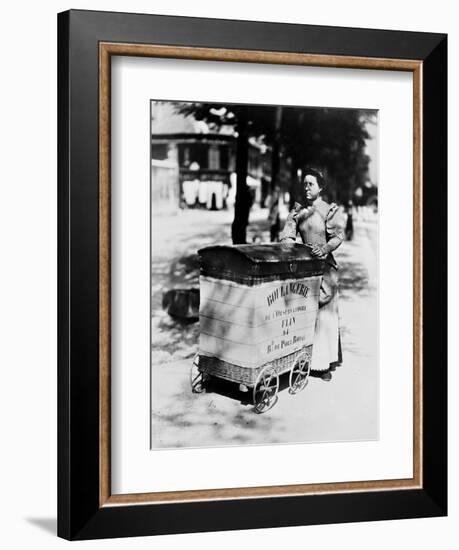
[190,243,324,413]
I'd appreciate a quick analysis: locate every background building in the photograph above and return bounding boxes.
[151,102,293,214]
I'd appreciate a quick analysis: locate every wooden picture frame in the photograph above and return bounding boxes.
[58,9,447,540]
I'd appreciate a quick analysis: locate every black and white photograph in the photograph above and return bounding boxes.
[150,100,379,449]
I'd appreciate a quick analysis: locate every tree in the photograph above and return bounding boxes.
[270,106,283,193]
[173,102,376,240]
[279,106,374,204]
[175,102,277,243]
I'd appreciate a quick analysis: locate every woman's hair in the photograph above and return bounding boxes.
[302,166,326,190]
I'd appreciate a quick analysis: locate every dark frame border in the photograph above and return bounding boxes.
[58,9,447,540]
[99,42,424,505]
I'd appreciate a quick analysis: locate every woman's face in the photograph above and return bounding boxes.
[303,174,322,202]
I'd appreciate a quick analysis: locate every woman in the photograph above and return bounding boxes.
[280,167,345,381]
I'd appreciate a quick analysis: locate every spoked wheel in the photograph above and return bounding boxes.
[190,354,207,393]
[253,366,279,414]
[289,352,311,394]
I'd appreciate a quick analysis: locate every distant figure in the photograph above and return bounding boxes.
[345,200,354,240]
[280,167,345,382]
[268,190,281,242]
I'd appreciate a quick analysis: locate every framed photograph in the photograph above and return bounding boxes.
[57,9,447,540]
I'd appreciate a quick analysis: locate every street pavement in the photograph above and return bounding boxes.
[151,207,378,449]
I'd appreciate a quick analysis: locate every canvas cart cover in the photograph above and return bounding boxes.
[198,244,324,370]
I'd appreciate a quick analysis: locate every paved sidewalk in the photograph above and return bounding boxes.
[151,210,378,449]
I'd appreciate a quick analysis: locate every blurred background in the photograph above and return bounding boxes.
[151,101,378,244]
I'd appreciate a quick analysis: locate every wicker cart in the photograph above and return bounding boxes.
[191,243,324,413]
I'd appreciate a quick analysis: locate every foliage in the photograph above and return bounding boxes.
[172,102,376,240]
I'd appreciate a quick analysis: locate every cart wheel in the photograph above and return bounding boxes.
[253,366,279,414]
[190,354,207,393]
[289,352,311,394]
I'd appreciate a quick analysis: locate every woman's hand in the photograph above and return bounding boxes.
[310,244,328,259]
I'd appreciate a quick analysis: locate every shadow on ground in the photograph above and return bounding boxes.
[152,369,290,448]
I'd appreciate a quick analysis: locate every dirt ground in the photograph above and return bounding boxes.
[151,206,378,449]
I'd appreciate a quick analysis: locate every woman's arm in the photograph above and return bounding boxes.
[324,204,345,253]
[310,204,345,258]
[322,234,343,254]
[279,203,302,243]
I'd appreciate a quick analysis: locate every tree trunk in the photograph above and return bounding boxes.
[231,110,250,244]
[270,106,283,194]
[289,148,301,209]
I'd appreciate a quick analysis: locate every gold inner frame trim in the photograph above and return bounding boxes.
[99,42,423,507]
